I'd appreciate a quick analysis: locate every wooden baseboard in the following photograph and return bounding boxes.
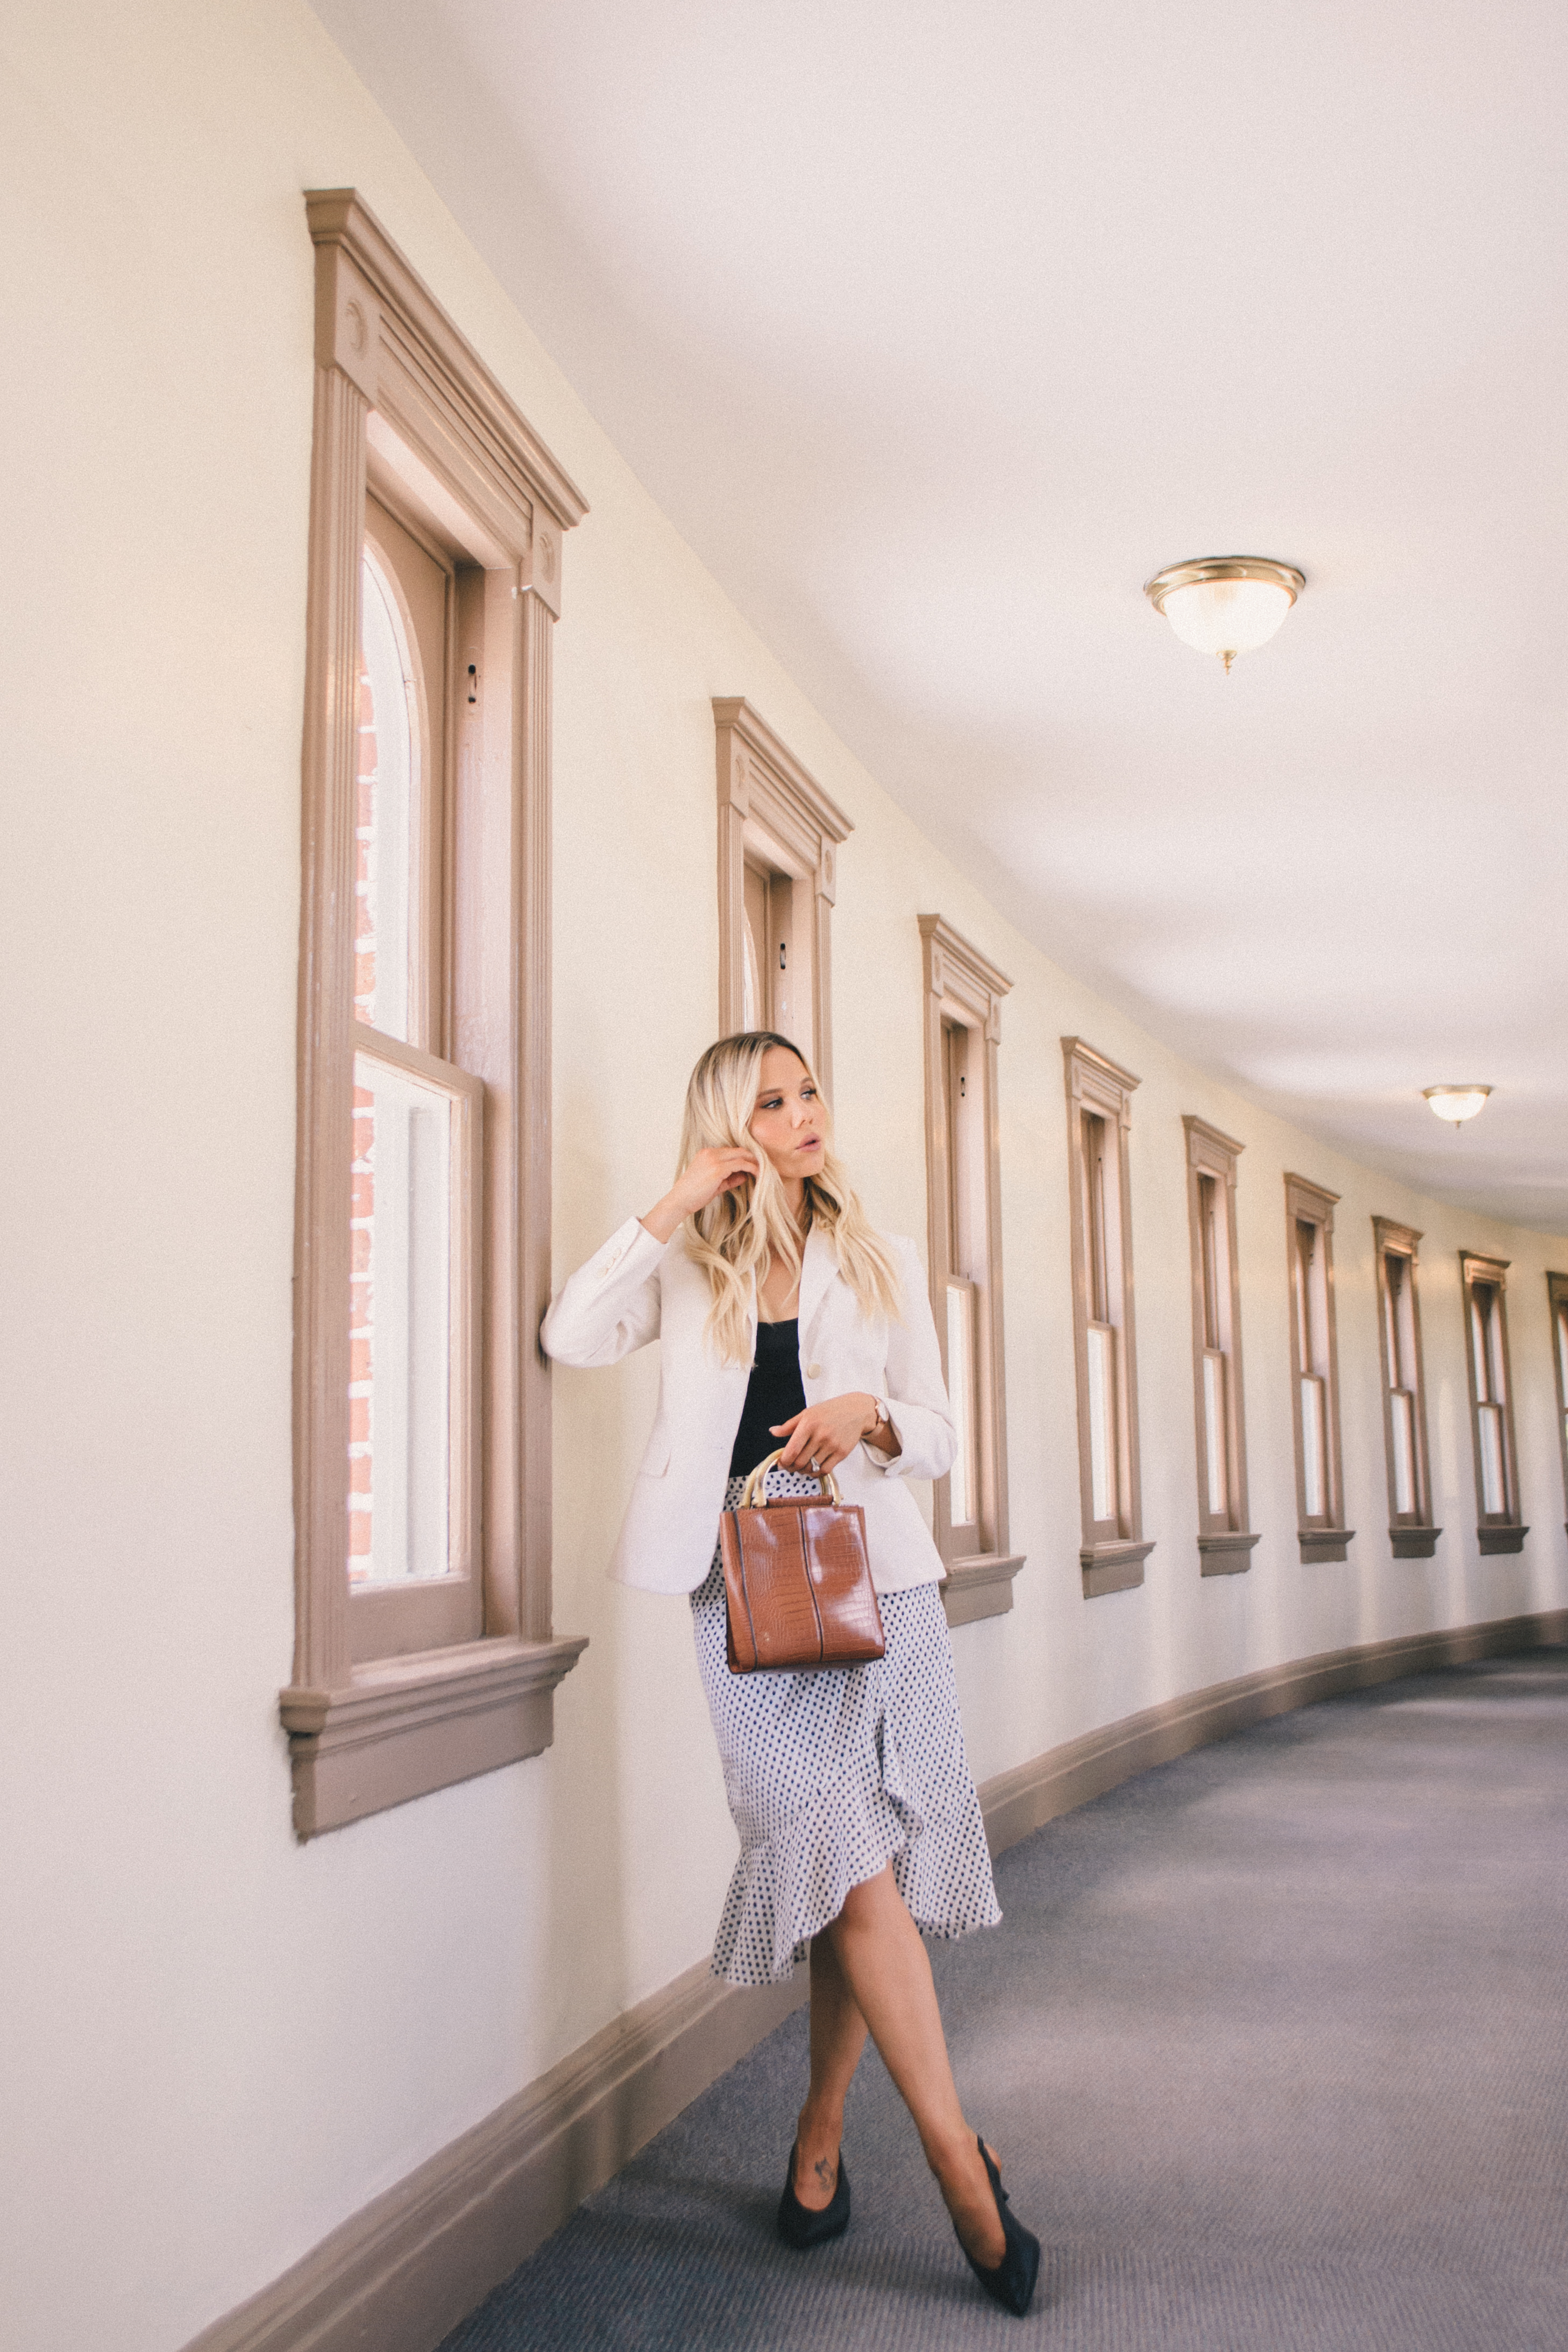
[978,1604,1567,1854]
[183,1958,807,2352]
[185,1603,1568,2352]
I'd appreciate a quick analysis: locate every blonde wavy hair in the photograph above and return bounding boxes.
[678,1031,904,1365]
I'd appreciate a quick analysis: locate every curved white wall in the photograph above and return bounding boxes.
[2,7,1563,2348]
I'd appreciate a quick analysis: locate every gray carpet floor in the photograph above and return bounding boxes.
[441,1651,1568,2349]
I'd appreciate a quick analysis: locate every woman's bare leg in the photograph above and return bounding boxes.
[792,1930,870,2209]
[822,1866,1006,2266]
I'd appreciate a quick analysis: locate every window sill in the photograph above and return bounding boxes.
[1081,1540,1154,1598]
[1477,1524,1528,1556]
[280,1632,588,1839]
[1390,1526,1442,1560]
[1299,1528,1354,1564]
[1198,1531,1261,1576]
[941,1552,1026,1627]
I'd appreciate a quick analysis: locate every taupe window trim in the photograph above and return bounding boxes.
[1459,1251,1527,1553]
[282,190,587,1838]
[1547,1271,1568,1538]
[1063,1038,1152,1597]
[1182,1118,1259,1575]
[918,917,1023,1627]
[1285,1173,1353,1563]
[714,698,852,1096]
[1373,1218,1441,1558]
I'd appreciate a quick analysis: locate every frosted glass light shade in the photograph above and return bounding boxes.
[1145,557,1305,670]
[1423,1085,1492,1125]
[1161,576,1293,656]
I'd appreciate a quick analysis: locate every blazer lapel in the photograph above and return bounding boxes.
[798,1221,834,1350]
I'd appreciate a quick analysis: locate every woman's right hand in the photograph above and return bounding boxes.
[639,1147,758,1244]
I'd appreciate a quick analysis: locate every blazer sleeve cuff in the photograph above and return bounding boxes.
[863,1393,909,1476]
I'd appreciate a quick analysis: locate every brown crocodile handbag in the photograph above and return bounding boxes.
[721,1451,886,1673]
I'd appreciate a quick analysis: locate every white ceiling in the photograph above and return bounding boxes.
[312,0,1568,1229]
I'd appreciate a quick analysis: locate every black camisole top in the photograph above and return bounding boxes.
[728,1317,807,1481]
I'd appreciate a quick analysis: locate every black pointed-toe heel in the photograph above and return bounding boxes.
[957,2136,1040,2317]
[776,2143,851,2248]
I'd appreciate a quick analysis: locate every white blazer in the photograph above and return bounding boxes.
[542,1216,957,1596]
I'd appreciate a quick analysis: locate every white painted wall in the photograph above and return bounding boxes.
[1,7,1562,2349]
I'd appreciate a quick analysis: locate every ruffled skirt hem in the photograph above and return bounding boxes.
[693,1529,1003,1987]
[710,1820,1003,1987]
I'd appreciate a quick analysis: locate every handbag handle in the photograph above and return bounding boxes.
[740,1449,842,1511]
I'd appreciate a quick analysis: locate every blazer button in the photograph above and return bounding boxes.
[806,1363,821,1379]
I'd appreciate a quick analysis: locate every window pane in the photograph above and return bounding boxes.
[1083,1115,1109,1324]
[1202,1350,1227,1516]
[1471,1292,1493,1404]
[349,1050,452,1584]
[1383,1255,1403,1388]
[1478,1401,1506,1515]
[356,550,414,1042]
[1087,1321,1115,1524]
[741,909,761,1030]
[1198,1176,1222,1351]
[767,872,798,1043]
[1391,1389,1416,1516]
[1294,1221,1317,1369]
[741,860,770,1032]
[946,1279,980,1531]
[1301,1374,1326,1519]
[945,1024,968,1277]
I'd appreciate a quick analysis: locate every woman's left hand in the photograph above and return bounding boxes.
[770,1393,889,1477]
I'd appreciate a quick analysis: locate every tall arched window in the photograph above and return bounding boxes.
[714,698,850,1090]
[1373,1218,1439,1557]
[1063,1038,1151,1596]
[285,190,587,1837]
[919,917,1021,1625]
[1182,1118,1258,1574]
[1285,1174,1352,1564]
[347,534,469,1614]
[1460,1252,1526,1553]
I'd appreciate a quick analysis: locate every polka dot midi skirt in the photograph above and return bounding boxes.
[690,1471,1002,1987]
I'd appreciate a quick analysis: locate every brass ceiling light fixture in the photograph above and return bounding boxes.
[1423,1085,1493,1128]
[1145,556,1305,673]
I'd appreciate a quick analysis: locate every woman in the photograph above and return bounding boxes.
[542,1032,1039,2316]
